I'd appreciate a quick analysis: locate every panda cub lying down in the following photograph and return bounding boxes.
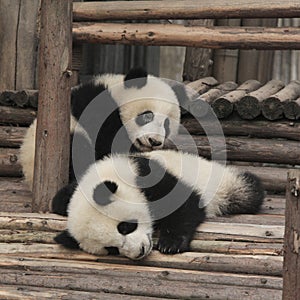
[53,149,264,260]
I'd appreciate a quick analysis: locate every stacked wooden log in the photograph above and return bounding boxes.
[186,78,300,120]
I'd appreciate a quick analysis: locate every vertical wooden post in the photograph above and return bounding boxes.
[283,170,300,299]
[32,0,72,212]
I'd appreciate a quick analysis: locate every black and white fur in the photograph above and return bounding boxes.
[20,68,181,191]
[54,149,264,260]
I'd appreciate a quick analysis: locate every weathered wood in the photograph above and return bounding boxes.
[0,285,156,300]
[73,23,300,50]
[73,0,300,21]
[212,19,240,83]
[283,96,300,120]
[0,242,283,276]
[260,196,286,215]
[0,106,36,126]
[190,81,238,117]
[262,80,300,120]
[0,91,18,106]
[212,80,262,119]
[186,77,219,94]
[0,148,22,177]
[0,126,27,148]
[33,0,72,213]
[180,117,300,141]
[238,19,277,84]
[236,80,285,119]
[283,170,300,300]
[182,19,214,82]
[0,1,40,91]
[174,135,300,165]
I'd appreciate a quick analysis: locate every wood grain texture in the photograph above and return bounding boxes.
[0,126,27,148]
[0,148,22,177]
[283,170,300,299]
[284,97,300,120]
[32,0,72,213]
[73,23,300,50]
[0,106,36,126]
[73,0,300,20]
[174,135,300,165]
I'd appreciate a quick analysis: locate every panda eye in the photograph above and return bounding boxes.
[135,111,154,126]
[117,220,138,235]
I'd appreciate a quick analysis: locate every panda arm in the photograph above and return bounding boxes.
[157,194,206,255]
[51,181,78,216]
[54,230,80,249]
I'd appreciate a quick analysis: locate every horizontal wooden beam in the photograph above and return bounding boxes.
[174,135,300,165]
[73,1,300,21]
[73,23,300,50]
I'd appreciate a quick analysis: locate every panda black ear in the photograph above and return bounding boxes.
[124,67,148,89]
[93,181,118,206]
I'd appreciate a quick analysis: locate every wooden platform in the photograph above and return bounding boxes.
[0,191,284,299]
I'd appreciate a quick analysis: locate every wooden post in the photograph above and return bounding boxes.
[32,0,72,213]
[283,170,300,299]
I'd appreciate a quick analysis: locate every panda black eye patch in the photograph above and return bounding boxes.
[135,111,154,126]
[117,220,138,235]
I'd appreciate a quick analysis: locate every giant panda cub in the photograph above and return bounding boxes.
[54,149,264,260]
[20,68,181,205]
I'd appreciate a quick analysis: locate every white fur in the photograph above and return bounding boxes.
[109,76,180,150]
[20,73,181,190]
[142,150,250,217]
[68,154,153,260]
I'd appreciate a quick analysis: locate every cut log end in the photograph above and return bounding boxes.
[236,96,260,120]
[262,98,284,120]
[283,101,300,120]
[211,98,234,119]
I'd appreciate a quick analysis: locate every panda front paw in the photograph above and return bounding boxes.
[157,233,190,254]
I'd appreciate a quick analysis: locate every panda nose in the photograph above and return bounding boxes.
[148,137,162,147]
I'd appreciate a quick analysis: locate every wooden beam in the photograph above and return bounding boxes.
[0,106,36,126]
[283,170,300,299]
[174,135,300,165]
[73,23,300,50]
[73,0,300,21]
[32,0,72,213]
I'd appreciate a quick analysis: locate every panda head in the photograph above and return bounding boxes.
[66,155,153,260]
[110,68,181,152]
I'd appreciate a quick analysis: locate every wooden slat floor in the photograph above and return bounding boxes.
[0,176,284,299]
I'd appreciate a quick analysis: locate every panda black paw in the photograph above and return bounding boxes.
[157,234,190,254]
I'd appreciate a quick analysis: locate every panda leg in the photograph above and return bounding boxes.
[51,181,78,216]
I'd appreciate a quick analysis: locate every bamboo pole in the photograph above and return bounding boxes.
[32,0,72,213]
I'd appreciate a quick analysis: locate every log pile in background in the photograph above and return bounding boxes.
[185,78,300,120]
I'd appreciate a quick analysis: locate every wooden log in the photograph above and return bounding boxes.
[0,148,22,177]
[189,81,238,117]
[180,117,300,141]
[262,80,300,120]
[0,213,66,232]
[283,170,300,299]
[0,91,18,106]
[0,106,36,126]
[0,256,283,299]
[0,126,27,148]
[212,80,262,119]
[236,80,285,119]
[186,77,219,94]
[283,97,300,120]
[0,285,155,300]
[15,90,39,108]
[33,0,72,213]
[73,23,300,50]
[73,0,300,21]
[173,135,300,165]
